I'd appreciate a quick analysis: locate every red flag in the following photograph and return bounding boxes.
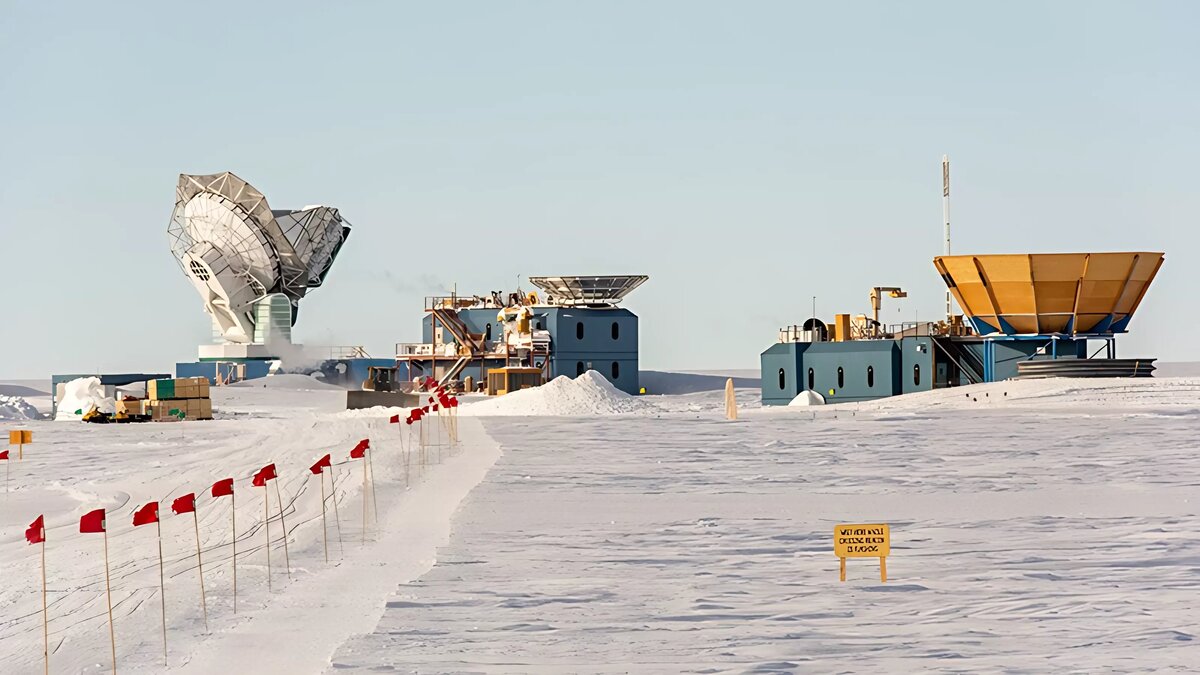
[432,404,440,412]
[422,405,430,413]
[132,501,159,526]
[411,407,424,419]
[0,450,8,460]
[211,477,234,498]
[171,493,196,515]
[350,439,369,459]
[252,463,277,487]
[26,515,45,544]
[309,453,332,474]
[450,398,459,408]
[389,414,400,424]
[80,508,106,533]
[405,415,415,426]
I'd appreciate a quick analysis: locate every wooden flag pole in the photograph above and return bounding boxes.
[40,537,48,675]
[839,556,846,582]
[102,528,117,675]
[328,469,344,556]
[192,510,209,631]
[367,449,379,522]
[274,480,292,578]
[318,473,328,563]
[231,491,237,614]
[155,519,167,664]
[361,456,368,545]
[403,427,411,488]
[263,492,272,592]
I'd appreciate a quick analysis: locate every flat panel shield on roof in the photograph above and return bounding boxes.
[933,252,1163,336]
[528,275,649,306]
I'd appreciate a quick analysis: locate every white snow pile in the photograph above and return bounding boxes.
[461,370,650,416]
[0,394,39,420]
[54,377,115,421]
[788,390,826,406]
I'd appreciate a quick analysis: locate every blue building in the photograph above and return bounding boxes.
[761,252,1164,405]
[399,275,648,394]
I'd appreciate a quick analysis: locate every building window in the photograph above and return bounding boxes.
[611,321,620,340]
[189,260,210,281]
[808,368,814,390]
[914,364,921,386]
[576,321,584,340]
[867,365,874,388]
[778,368,786,390]
[611,361,620,379]
[837,367,844,389]
[485,323,492,341]
[577,361,586,376]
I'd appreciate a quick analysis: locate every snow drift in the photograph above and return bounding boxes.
[0,394,39,420]
[54,376,115,420]
[788,390,826,406]
[460,371,651,416]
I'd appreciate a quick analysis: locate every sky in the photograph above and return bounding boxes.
[1,1,1197,379]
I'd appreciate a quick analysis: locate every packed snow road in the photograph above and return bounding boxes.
[330,378,1200,673]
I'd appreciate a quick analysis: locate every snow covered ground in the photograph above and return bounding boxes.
[2,375,1199,673]
[332,377,1200,673]
[0,382,497,674]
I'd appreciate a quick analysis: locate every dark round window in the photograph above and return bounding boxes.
[837,367,844,388]
[485,323,492,340]
[778,368,786,390]
[611,361,620,379]
[808,368,814,390]
[577,361,586,376]
[576,321,584,340]
[913,364,921,386]
[611,321,620,340]
[867,365,874,388]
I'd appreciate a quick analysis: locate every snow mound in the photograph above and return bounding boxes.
[788,390,826,406]
[55,377,115,421]
[0,394,40,420]
[461,371,650,416]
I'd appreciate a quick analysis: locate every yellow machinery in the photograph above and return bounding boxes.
[933,252,1164,335]
[486,367,543,396]
[868,287,907,337]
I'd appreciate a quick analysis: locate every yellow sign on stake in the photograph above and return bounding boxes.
[835,523,890,582]
[9,429,32,460]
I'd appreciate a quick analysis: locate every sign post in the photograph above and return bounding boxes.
[834,523,890,583]
[9,429,32,460]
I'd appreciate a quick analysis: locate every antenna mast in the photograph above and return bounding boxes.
[942,155,952,325]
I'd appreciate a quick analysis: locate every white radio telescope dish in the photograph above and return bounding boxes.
[168,172,351,344]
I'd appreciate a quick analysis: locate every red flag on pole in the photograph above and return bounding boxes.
[26,515,45,544]
[211,477,234,498]
[171,493,196,515]
[449,397,459,408]
[350,439,369,459]
[432,404,439,412]
[309,454,332,474]
[80,508,106,533]
[252,463,277,487]
[0,450,8,460]
[132,502,159,526]
[389,414,400,424]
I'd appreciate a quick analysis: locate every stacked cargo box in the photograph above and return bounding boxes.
[147,377,213,421]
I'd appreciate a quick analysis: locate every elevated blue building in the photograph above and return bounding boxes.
[398,275,647,394]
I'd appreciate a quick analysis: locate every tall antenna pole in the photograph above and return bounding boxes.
[942,155,952,325]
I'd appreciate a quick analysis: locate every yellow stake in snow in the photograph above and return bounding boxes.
[724,379,737,420]
[834,523,890,583]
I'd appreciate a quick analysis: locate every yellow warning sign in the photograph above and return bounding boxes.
[835,523,890,582]
[9,429,32,459]
[834,523,890,557]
